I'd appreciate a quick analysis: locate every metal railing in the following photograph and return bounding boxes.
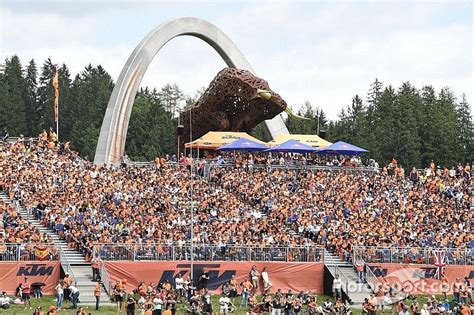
[353,246,473,265]
[99,260,112,295]
[364,262,380,292]
[93,244,324,262]
[208,162,378,174]
[0,243,59,261]
[59,247,77,286]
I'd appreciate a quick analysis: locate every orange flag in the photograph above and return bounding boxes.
[52,70,59,123]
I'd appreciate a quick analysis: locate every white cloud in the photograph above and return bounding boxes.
[0,1,471,121]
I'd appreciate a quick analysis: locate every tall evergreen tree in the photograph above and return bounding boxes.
[435,88,460,166]
[24,59,39,135]
[455,94,473,163]
[37,58,56,132]
[68,64,113,158]
[0,56,27,135]
[158,83,184,118]
[393,82,421,168]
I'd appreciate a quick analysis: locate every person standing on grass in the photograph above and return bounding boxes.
[240,277,253,307]
[55,280,64,310]
[21,276,32,310]
[94,281,102,310]
[69,285,80,309]
[127,296,137,315]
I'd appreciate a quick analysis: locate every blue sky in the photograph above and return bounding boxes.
[1,0,472,119]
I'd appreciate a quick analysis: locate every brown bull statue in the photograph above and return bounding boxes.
[179,68,289,145]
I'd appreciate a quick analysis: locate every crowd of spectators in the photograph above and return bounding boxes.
[0,200,57,261]
[0,132,472,266]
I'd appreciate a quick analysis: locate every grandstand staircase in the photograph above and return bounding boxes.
[324,250,372,306]
[0,193,111,306]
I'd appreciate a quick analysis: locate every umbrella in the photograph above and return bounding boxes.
[217,138,268,152]
[317,141,368,156]
[265,140,318,154]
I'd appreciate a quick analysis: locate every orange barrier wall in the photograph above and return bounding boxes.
[0,262,61,295]
[368,263,473,294]
[104,261,324,294]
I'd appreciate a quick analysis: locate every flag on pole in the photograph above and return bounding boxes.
[52,70,59,123]
[433,250,447,280]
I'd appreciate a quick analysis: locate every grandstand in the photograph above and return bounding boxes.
[1,133,472,313]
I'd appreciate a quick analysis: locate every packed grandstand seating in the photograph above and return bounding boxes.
[0,133,472,264]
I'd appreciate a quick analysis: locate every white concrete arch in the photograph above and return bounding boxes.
[94,17,288,165]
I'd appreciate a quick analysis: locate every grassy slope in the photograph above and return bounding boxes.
[0,294,451,315]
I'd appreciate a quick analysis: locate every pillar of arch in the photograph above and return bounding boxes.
[94,17,289,165]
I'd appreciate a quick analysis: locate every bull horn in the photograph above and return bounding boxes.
[285,107,311,120]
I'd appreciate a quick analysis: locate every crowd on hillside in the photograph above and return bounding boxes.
[0,132,472,265]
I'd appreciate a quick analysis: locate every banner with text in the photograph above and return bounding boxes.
[0,262,61,295]
[104,261,324,294]
[368,263,473,294]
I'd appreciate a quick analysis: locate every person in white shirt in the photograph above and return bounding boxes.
[152,297,163,313]
[55,280,64,309]
[175,274,184,300]
[69,285,79,309]
[420,304,429,315]
[219,295,231,314]
[261,267,272,291]
[332,275,342,300]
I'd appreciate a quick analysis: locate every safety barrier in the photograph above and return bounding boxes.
[0,243,59,261]
[93,244,324,262]
[353,246,473,265]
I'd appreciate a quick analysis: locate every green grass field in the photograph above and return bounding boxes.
[0,294,452,314]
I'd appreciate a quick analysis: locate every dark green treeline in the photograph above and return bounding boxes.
[0,56,472,167]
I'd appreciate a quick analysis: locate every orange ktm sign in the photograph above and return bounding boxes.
[368,263,473,294]
[0,262,60,295]
[104,261,324,294]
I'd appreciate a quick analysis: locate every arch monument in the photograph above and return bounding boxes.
[94,17,289,165]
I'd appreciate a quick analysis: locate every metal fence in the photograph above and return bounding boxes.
[93,244,324,262]
[353,246,473,265]
[0,243,59,261]
[208,162,378,174]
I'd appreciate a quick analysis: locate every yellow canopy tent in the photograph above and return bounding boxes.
[267,134,332,148]
[184,131,265,150]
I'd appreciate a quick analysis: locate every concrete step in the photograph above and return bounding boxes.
[1,192,106,301]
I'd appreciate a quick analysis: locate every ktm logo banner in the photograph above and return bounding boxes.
[0,262,60,295]
[368,263,473,294]
[104,261,324,294]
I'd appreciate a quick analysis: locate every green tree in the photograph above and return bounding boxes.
[0,55,27,135]
[435,88,460,166]
[125,88,176,161]
[37,58,56,132]
[392,82,421,168]
[455,94,473,163]
[158,83,184,118]
[286,101,327,135]
[68,64,114,158]
[24,59,39,135]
